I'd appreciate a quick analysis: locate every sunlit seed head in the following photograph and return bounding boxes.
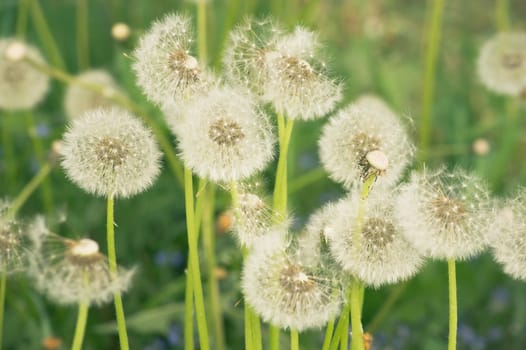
[64,70,120,120]
[477,32,526,96]
[111,22,131,41]
[395,168,492,260]
[0,201,28,274]
[132,13,214,106]
[319,102,413,191]
[0,39,49,110]
[60,107,162,198]
[472,138,490,156]
[176,86,275,183]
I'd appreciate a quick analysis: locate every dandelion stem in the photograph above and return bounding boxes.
[350,281,365,350]
[0,270,6,349]
[328,300,348,350]
[2,113,18,195]
[76,0,90,70]
[184,167,210,350]
[417,0,445,164]
[290,329,299,350]
[30,0,66,70]
[495,0,510,31]
[107,197,130,350]
[448,259,457,350]
[6,162,51,220]
[71,301,89,350]
[197,0,208,64]
[269,326,280,350]
[184,265,195,350]
[15,0,30,38]
[321,318,335,350]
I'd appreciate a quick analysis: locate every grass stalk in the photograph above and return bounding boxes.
[76,0,90,70]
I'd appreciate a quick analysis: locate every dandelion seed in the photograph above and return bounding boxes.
[133,13,214,106]
[175,86,275,182]
[64,70,120,120]
[28,228,134,306]
[0,201,27,274]
[242,229,343,331]
[0,39,49,110]
[477,32,526,96]
[319,102,413,190]
[395,168,492,260]
[60,107,162,198]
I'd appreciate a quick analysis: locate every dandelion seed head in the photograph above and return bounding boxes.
[132,13,214,106]
[176,86,275,183]
[0,39,49,110]
[60,107,162,198]
[0,201,28,274]
[319,102,413,190]
[477,32,526,95]
[328,193,423,288]
[395,168,491,260]
[242,229,342,331]
[64,70,120,120]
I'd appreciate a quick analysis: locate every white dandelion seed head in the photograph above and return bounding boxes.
[262,27,343,120]
[0,39,49,110]
[242,229,343,331]
[0,201,28,274]
[327,192,423,288]
[132,13,215,106]
[60,107,162,198]
[29,231,135,306]
[223,17,284,97]
[64,70,121,120]
[477,31,526,96]
[319,102,414,190]
[176,86,276,183]
[395,168,492,261]
[488,192,526,280]
[112,22,131,42]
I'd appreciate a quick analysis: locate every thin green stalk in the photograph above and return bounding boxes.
[366,282,408,333]
[30,0,66,70]
[329,301,350,350]
[251,310,262,350]
[0,271,6,349]
[24,58,185,187]
[350,281,365,350]
[6,163,51,220]
[184,265,194,350]
[290,329,299,350]
[76,0,90,70]
[197,0,208,64]
[288,167,326,195]
[321,318,335,350]
[202,184,225,350]
[269,326,280,350]
[244,302,254,350]
[107,197,130,350]
[184,167,210,350]
[448,259,457,350]
[71,301,89,350]
[495,0,510,31]
[417,0,445,164]
[2,113,17,193]
[24,111,53,215]
[15,0,30,38]
[273,115,294,216]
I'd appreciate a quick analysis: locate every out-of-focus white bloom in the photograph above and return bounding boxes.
[319,102,413,190]
[29,230,134,306]
[0,201,27,274]
[64,70,120,120]
[175,86,275,183]
[395,168,492,260]
[488,192,526,280]
[242,229,342,331]
[60,107,162,198]
[327,192,423,288]
[112,22,131,42]
[0,39,49,110]
[477,32,526,96]
[132,13,214,106]
[224,19,342,120]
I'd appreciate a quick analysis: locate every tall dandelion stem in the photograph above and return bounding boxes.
[290,329,299,350]
[448,259,457,350]
[71,301,89,350]
[184,167,210,350]
[107,197,130,350]
[321,318,335,350]
[0,270,6,349]
[76,0,89,69]
[184,266,194,350]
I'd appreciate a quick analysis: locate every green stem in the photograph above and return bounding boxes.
[244,302,254,350]
[184,264,195,350]
[184,167,210,350]
[251,310,262,350]
[107,197,130,350]
[269,325,280,350]
[273,114,294,216]
[288,167,326,195]
[417,0,445,164]
[202,184,225,350]
[15,0,30,38]
[321,318,335,350]
[6,163,51,220]
[350,281,365,350]
[0,271,6,349]
[24,58,185,187]
[448,259,457,350]
[30,0,66,70]
[2,113,17,193]
[197,0,208,64]
[290,329,299,350]
[329,301,350,350]
[76,0,90,70]
[495,0,510,31]
[71,301,89,350]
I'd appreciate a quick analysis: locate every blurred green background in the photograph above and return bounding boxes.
[1,0,526,349]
